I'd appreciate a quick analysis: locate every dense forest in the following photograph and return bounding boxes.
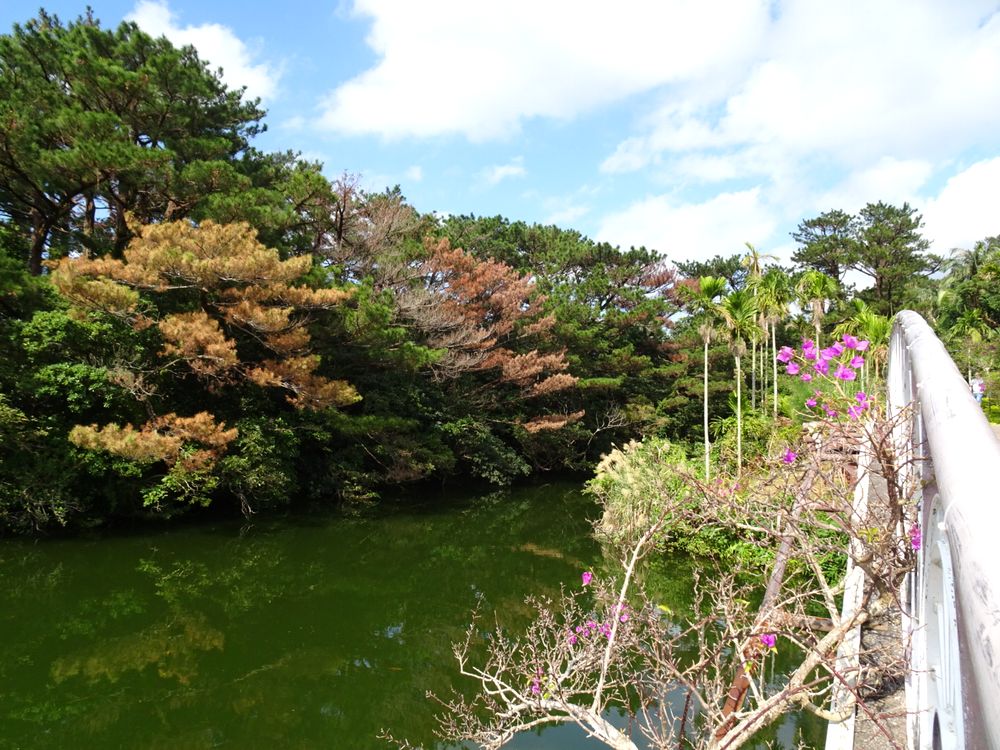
[2,10,998,534]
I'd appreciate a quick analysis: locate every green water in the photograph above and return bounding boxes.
[0,482,822,749]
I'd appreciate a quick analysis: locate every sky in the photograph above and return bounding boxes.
[4,0,1000,266]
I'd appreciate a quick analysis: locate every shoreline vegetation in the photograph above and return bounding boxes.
[3,10,996,536]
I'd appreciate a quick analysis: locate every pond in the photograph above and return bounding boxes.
[0,482,823,749]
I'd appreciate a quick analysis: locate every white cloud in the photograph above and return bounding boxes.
[319,0,769,140]
[922,158,1000,252]
[543,205,589,227]
[603,0,1000,179]
[128,0,281,102]
[595,189,778,261]
[483,158,526,186]
[814,158,934,214]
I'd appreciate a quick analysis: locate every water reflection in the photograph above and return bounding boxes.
[0,483,823,749]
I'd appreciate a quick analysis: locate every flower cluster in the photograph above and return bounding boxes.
[909,523,922,551]
[567,573,630,645]
[777,334,875,420]
[570,619,614,644]
[759,633,778,652]
[529,667,544,695]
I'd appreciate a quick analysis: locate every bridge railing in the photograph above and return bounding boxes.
[887,311,1000,750]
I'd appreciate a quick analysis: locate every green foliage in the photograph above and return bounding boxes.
[586,437,781,574]
[587,438,694,547]
[219,417,300,512]
[440,419,531,485]
[0,10,265,271]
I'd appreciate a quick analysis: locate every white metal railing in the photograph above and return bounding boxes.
[887,311,1000,750]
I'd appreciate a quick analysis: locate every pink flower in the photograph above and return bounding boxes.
[581,571,593,586]
[909,523,922,551]
[820,347,837,361]
[800,373,813,382]
[802,338,815,349]
[776,346,795,363]
[782,449,797,464]
[824,406,839,418]
[803,348,817,361]
[786,362,800,375]
[813,359,830,375]
[760,633,777,650]
[805,396,817,407]
[855,391,868,403]
[568,634,578,645]
[834,364,856,381]
[619,613,629,623]
[842,334,859,349]
[530,679,541,695]
[831,341,845,355]
[847,405,863,421]
[850,356,865,368]
[856,340,870,351]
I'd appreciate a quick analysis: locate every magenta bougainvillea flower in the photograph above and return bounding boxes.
[581,571,593,586]
[909,523,922,551]
[786,362,800,375]
[856,340,870,351]
[847,405,863,420]
[856,391,868,403]
[759,633,777,650]
[782,449,797,464]
[842,334,859,349]
[834,364,856,381]
[850,355,865,368]
[805,396,817,407]
[813,359,830,375]
[777,346,795,363]
[800,373,813,382]
[803,347,817,361]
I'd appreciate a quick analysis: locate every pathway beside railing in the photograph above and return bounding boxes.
[887,311,1000,750]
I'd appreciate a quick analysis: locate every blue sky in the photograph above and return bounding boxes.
[4,1,1000,265]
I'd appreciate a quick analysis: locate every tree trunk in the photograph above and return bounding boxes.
[771,322,778,419]
[735,354,743,476]
[704,336,711,480]
[750,339,757,410]
[29,208,48,276]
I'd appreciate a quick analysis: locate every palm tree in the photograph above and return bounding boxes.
[945,309,993,383]
[758,269,792,418]
[742,243,777,410]
[834,300,892,386]
[685,275,727,480]
[719,289,758,476]
[795,270,839,350]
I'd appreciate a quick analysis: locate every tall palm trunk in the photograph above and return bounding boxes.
[735,354,743,476]
[771,322,778,418]
[703,336,711,480]
[750,339,756,410]
[812,300,822,350]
